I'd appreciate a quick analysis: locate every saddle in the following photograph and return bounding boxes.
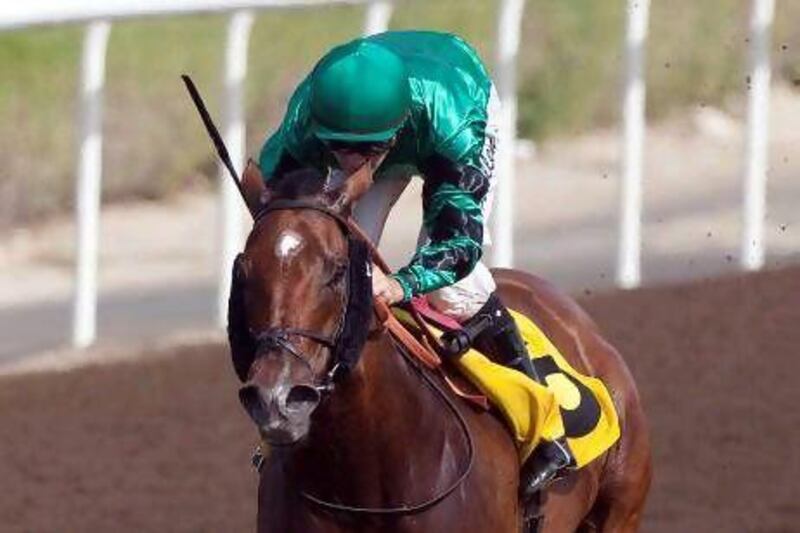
[380,296,621,468]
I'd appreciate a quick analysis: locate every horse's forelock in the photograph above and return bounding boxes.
[268,167,330,203]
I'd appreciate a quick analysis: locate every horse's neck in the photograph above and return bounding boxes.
[296,333,465,504]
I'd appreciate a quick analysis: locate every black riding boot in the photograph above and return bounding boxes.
[482,299,576,496]
[442,293,575,496]
[445,292,541,383]
[488,301,541,383]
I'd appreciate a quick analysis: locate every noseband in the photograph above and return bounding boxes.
[251,327,340,392]
[244,199,373,394]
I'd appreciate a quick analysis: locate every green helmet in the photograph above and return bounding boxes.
[309,39,410,143]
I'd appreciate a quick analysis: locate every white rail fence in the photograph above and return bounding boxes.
[616,0,775,286]
[0,0,776,348]
[741,0,775,271]
[616,0,649,289]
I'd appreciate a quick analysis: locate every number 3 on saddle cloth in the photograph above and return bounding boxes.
[393,300,620,468]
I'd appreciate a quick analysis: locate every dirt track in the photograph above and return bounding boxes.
[1,267,799,532]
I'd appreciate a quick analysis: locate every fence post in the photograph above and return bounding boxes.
[363,0,393,36]
[741,0,774,271]
[72,20,111,348]
[491,0,525,268]
[217,10,254,328]
[616,0,650,289]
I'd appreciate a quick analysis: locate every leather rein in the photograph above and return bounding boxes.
[251,199,476,516]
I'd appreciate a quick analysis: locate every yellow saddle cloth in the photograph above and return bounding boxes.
[394,308,620,468]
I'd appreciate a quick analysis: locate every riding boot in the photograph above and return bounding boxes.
[520,437,574,500]
[461,293,542,383]
[490,305,541,383]
[453,293,576,496]
[481,298,576,493]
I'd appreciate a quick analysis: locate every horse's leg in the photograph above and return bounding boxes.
[541,381,651,533]
[582,383,652,533]
[594,475,651,532]
[589,481,649,533]
[593,436,652,532]
[595,356,653,533]
[596,502,645,533]
[536,469,601,533]
[536,460,651,533]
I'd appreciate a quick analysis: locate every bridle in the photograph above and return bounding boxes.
[243,198,476,517]
[247,198,371,394]
[251,327,341,394]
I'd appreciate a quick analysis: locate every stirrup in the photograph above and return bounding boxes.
[520,439,573,499]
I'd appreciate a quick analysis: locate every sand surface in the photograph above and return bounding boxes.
[0,266,797,532]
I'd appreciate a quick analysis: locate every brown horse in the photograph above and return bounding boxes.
[229,163,651,532]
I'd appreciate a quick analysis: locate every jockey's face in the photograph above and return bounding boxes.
[327,139,394,176]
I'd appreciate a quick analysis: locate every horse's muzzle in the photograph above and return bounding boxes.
[239,383,321,445]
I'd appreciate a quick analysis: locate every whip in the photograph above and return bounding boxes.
[181,74,249,215]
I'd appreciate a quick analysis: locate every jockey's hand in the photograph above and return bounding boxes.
[372,266,405,305]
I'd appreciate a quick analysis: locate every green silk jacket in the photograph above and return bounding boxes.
[259,30,495,300]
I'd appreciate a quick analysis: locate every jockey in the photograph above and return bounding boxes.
[258,30,573,493]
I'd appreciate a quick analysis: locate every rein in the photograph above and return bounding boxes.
[252,199,477,516]
[301,333,476,516]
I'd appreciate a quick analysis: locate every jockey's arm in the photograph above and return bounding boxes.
[392,153,489,302]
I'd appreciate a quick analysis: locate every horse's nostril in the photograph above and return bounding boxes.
[285,385,321,414]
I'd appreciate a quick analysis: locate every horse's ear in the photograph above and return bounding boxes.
[327,163,374,214]
[241,159,272,216]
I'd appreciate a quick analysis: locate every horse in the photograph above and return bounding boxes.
[228,162,652,532]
